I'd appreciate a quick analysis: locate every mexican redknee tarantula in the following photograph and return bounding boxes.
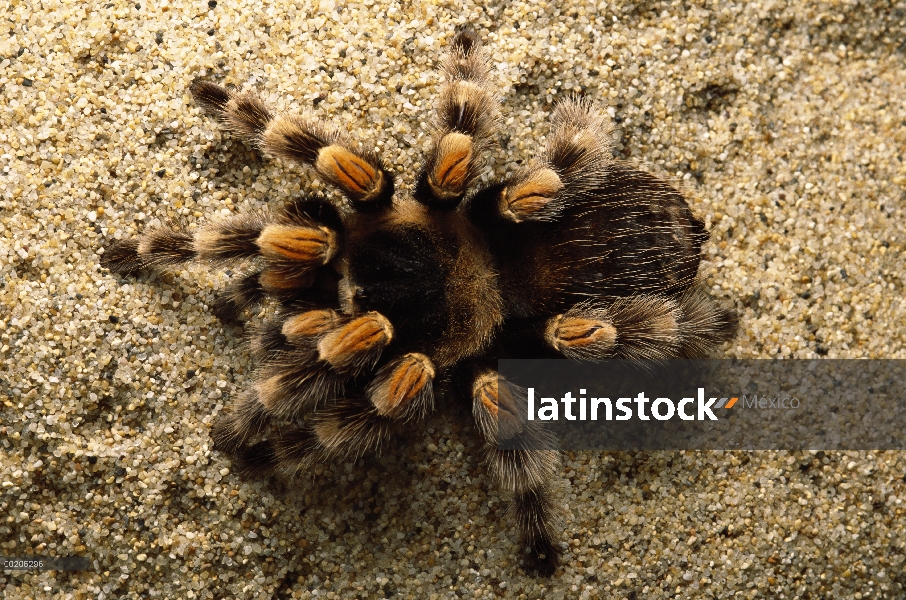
[102,27,736,575]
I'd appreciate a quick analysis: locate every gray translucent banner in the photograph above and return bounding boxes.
[496,360,906,450]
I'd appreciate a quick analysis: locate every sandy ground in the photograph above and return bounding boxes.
[2,0,905,598]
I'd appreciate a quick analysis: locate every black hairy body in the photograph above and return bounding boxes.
[102,27,736,576]
[471,164,708,318]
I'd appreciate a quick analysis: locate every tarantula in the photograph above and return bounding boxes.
[102,27,736,575]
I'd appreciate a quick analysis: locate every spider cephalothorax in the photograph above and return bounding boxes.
[102,27,736,575]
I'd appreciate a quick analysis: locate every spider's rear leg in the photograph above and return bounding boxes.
[190,80,394,209]
[470,370,562,575]
[495,163,565,223]
[545,97,613,180]
[674,286,738,358]
[545,291,735,360]
[480,97,613,223]
[545,296,681,361]
[414,26,499,209]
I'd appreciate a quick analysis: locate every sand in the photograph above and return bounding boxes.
[1,0,905,598]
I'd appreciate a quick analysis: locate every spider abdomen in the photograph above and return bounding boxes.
[472,162,708,318]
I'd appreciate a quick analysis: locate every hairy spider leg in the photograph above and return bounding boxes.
[497,97,614,222]
[102,199,343,314]
[413,26,500,209]
[190,79,394,209]
[470,369,562,576]
[543,289,737,360]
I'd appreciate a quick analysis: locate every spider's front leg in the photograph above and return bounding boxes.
[215,308,395,443]
[213,307,438,472]
[190,80,394,209]
[280,350,436,454]
[269,310,434,419]
[469,369,562,576]
[102,198,342,320]
[227,354,437,478]
[264,352,436,477]
[239,394,398,480]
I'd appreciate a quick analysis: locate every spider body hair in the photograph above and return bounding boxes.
[102,25,736,576]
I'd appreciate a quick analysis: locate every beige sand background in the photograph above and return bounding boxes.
[2,0,905,598]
